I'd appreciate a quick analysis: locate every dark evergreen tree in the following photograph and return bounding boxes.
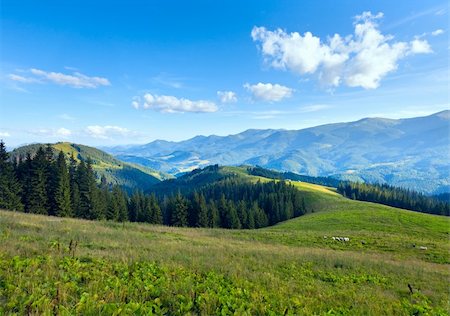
[54,151,72,217]
[0,140,23,211]
[128,191,143,222]
[170,193,188,227]
[27,147,49,214]
[68,154,80,215]
[197,193,209,227]
[149,193,163,224]
[208,199,220,227]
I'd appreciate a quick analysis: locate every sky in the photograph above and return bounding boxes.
[0,0,449,147]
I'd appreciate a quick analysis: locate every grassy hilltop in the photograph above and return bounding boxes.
[1,177,449,315]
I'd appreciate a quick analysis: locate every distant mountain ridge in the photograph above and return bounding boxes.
[105,111,450,194]
[10,142,171,192]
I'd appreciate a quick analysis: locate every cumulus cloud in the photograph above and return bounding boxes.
[85,125,133,139]
[410,39,433,54]
[217,91,237,103]
[244,82,293,102]
[251,11,432,89]
[133,93,218,113]
[8,69,110,88]
[431,29,444,36]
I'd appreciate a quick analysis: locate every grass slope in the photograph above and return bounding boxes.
[10,142,171,191]
[1,180,449,315]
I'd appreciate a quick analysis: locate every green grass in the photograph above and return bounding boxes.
[1,182,449,315]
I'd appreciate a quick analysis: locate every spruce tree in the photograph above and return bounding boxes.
[149,194,163,224]
[54,151,72,217]
[116,188,128,222]
[27,147,49,214]
[86,158,102,219]
[0,140,23,211]
[170,192,188,227]
[197,193,209,227]
[68,154,80,215]
[44,145,58,215]
[236,200,248,228]
[208,199,220,227]
[77,160,91,218]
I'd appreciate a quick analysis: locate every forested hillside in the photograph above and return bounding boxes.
[0,142,308,229]
[10,142,168,192]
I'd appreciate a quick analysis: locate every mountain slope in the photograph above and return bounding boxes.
[106,111,450,194]
[10,142,171,191]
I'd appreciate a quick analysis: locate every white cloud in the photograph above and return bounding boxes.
[8,74,40,83]
[244,82,293,102]
[56,128,72,137]
[8,68,110,88]
[30,69,110,88]
[410,39,433,54]
[85,125,132,139]
[0,132,11,137]
[431,29,444,36]
[133,93,218,113]
[251,11,432,89]
[217,91,237,103]
[29,128,72,138]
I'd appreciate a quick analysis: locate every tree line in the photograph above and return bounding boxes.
[162,178,307,229]
[247,166,341,187]
[337,181,449,216]
[0,141,308,228]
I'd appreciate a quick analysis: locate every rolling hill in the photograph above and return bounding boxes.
[9,142,171,192]
[105,111,450,194]
[1,178,448,314]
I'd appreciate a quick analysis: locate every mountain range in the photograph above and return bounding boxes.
[105,111,450,194]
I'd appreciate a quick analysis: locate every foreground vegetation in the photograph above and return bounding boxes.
[1,185,449,314]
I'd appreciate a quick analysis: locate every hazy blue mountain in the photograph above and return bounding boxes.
[105,111,450,194]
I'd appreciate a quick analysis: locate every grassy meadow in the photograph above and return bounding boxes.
[0,182,449,315]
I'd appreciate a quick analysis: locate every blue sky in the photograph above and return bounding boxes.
[0,0,448,147]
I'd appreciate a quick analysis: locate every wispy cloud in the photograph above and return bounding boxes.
[133,93,218,113]
[8,68,110,88]
[385,5,447,29]
[252,11,432,90]
[151,73,185,89]
[431,29,444,36]
[8,74,40,84]
[58,113,76,121]
[224,105,331,120]
[299,104,331,113]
